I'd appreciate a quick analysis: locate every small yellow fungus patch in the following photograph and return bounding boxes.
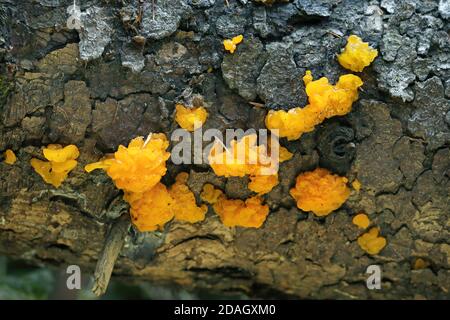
[352,179,361,192]
[3,149,16,165]
[279,146,293,162]
[175,104,208,132]
[352,213,370,229]
[357,227,386,255]
[248,174,279,195]
[302,70,313,85]
[413,258,430,270]
[266,72,363,140]
[208,134,273,177]
[124,183,174,232]
[200,183,223,204]
[43,144,79,162]
[213,195,269,228]
[338,35,378,72]
[31,144,79,188]
[223,35,244,54]
[290,168,350,216]
[169,172,207,223]
[85,134,170,194]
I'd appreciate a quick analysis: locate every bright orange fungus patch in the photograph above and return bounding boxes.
[338,35,378,72]
[124,183,174,232]
[290,168,350,216]
[265,71,363,140]
[31,144,79,188]
[169,172,207,223]
[3,149,16,165]
[200,183,223,204]
[208,134,291,195]
[223,35,244,53]
[85,134,170,194]
[352,213,370,229]
[357,227,387,255]
[213,195,269,228]
[175,104,208,132]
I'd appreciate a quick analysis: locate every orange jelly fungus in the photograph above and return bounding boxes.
[352,213,370,229]
[352,179,362,192]
[85,134,170,194]
[265,71,363,140]
[338,35,378,72]
[223,35,244,53]
[3,149,17,165]
[169,172,207,223]
[357,227,387,255]
[208,134,275,177]
[124,183,174,232]
[175,104,208,132]
[290,168,350,216]
[200,183,223,204]
[248,174,279,195]
[30,144,79,188]
[413,258,430,270]
[213,195,269,228]
[208,134,285,194]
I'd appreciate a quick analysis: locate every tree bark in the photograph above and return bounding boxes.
[0,0,449,299]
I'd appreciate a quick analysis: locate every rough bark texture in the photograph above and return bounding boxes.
[0,0,449,299]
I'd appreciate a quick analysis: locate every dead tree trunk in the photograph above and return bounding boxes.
[0,0,449,299]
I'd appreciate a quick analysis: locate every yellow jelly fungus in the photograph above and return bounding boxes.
[223,35,244,54]
[200,183,223,204]
[265,71,363,140]
[175,104,208,132]
[85,134,170,194]
[290,168,350,216]
[338,35,378,72]
[208,134,273,178]
[248,174,279,195]
[43,144,79,162]
[279,146,293,163]
[3,149,17,165]
[352,213,370,229]
[357,227,387,255]
[213,195,269,228]
[124,183,174,232]
[30,144,79,188]
[169,172,207,223]
[413,258,430,270]
[303,70,313,85]
[352,179,361,192]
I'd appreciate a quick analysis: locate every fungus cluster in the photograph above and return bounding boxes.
[31,144,79,188]
[208,133,292,194]
[290,168,350,217]
[357,227,387,255]
[352,211,387,255]
[85,134,170,193]
[86,134,173,231]
[169,172,207,223]
[338,35,378,72]
[266,71,363,140]
[352,213,370,229]
[223,35,243,54]
[124,183,174,232]
[3,149,16,165]
[201,183,268,228]
[175,104,208,132]
[200,183,223,204]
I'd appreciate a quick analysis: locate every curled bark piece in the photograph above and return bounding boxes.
[92,214,131,296]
